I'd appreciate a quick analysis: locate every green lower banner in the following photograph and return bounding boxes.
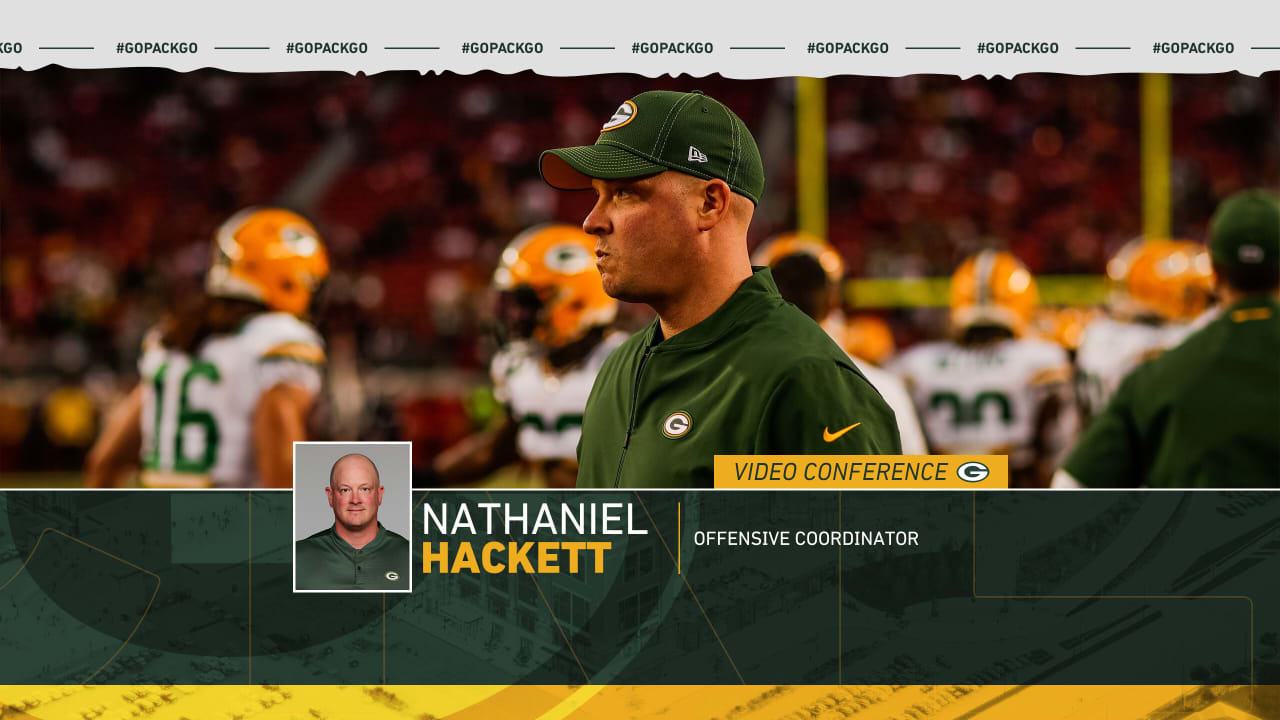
[0,491,1276,686]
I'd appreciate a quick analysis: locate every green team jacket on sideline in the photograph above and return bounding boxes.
[295,523,411,591]
[577,267,902,488]
[1064,295,1280,488]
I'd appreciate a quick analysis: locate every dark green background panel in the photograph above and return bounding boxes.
[0,490,1276,684]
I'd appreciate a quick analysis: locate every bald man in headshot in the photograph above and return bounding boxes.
[295,453,410,591]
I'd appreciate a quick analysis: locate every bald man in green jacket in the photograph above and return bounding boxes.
[540,90,901,488]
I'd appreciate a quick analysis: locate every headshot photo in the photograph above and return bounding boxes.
[293,441,412,593]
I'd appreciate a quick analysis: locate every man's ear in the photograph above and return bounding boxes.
[695,179,732,232]
[325,486,334,508]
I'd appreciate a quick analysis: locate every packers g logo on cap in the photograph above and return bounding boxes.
[601,100,637,131]
[662,411,692,438]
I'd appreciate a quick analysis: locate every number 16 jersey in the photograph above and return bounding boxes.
[138,312,325,487]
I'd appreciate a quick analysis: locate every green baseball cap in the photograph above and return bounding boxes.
[1209,189,1280,271]
[540,90,765,204]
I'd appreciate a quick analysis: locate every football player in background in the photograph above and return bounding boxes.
[85,208,330,488]
[752,232,849,341]
[755,233,928,455]
[1056,189,1279,488]
[431,224,622,488]
[891,250,1076,487]
[1032,306,1097,359]
[1074,239,1214,425]
[843,314,898,368]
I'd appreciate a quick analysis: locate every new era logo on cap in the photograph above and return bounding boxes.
[688,146,708,163]
[1209,189,1280,273]
[1240,245,1265,263]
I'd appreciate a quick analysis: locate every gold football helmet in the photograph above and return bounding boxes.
[205,207,329,316]
[843,315,896,366]
[751,231,845,285]
[1121,240,1214,321]
[493,224,617,348]
[950,250,1039,337]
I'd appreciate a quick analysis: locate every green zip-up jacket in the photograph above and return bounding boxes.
[577,268,902,488]
[295,522,410,591]
[1063,295,1280,487]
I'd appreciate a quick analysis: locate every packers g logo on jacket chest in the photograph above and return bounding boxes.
[662,411,692,438]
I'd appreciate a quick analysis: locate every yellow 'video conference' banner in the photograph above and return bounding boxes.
[714,455,1009,488]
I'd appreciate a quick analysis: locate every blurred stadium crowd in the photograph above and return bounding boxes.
[1,69,1276,479]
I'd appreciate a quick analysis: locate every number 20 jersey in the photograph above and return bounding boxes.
[890,337,1071,469]
[138,312,325,487]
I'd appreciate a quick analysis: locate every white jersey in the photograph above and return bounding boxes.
[891,338,1072,471]
[138,312,324,488]
[492,332,624,461]
[851,358,930,455]
[1075,316,1192,422]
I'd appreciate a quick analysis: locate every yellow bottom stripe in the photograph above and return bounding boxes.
[3,685,1275,720]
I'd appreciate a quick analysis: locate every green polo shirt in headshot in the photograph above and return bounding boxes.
[295,453,410,591]
[296,522,409,590]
